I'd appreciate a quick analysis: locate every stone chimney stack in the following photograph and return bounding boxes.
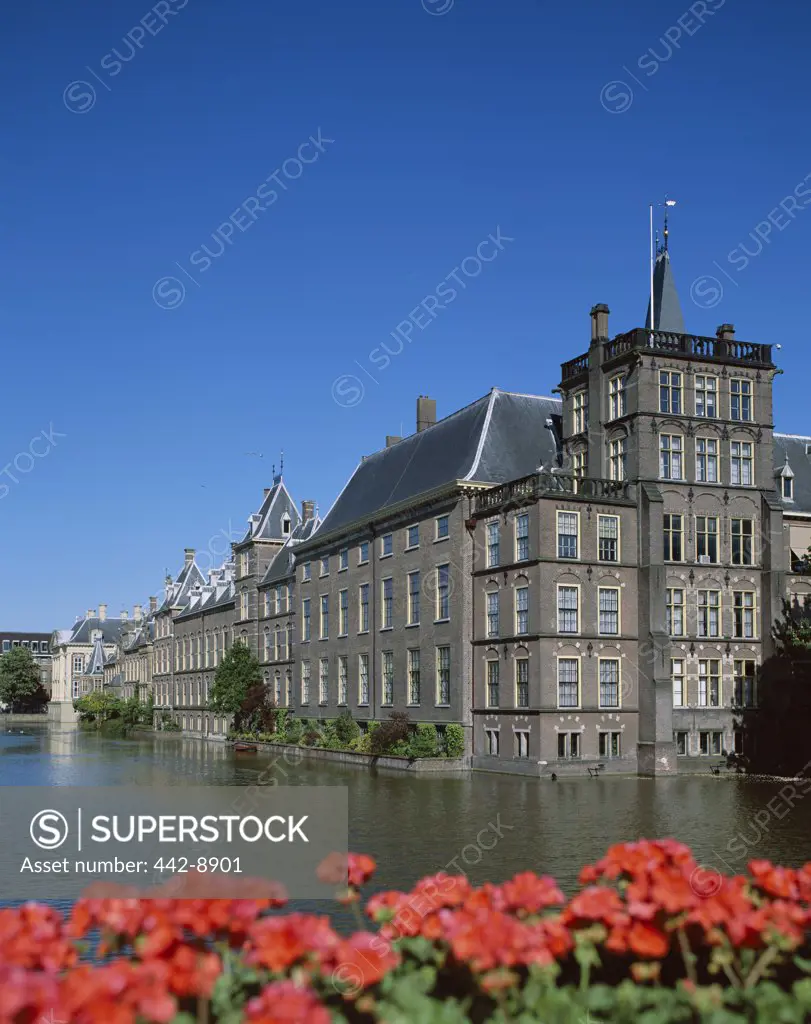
[716,323,735,341]
[86,609,95,619]
[264,487,271,498]
[590,303,610,344]
[386,435,402,448]
[120,610,128,621]
[149,596,157,613]
[133,604,143,623]
[98,604,107,622]
[416,396,436,433]
[184,548,195,566]
[301,499,315,521]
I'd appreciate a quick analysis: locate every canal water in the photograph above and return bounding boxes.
[2,723,811,905]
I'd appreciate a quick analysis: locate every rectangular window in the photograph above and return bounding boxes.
[382,651,394,705]
[320,556,329,577]
[358,654,370,705]
[609,438,627,481]
[320,595,329,639]
[486,660,499,707]
[572,450,587,489]
[675,731,688,756]
[302,598,311,642]
[381,534,393,557]
[672,658,685,707]
[695,375,718,418]
[408,649,421,704]
[660,434,684,479]
[381,577,393,629]
[485,728,500,756]
[301,661,310,704]
[700,731,724,756]
[557,511,579,559]
[516,659,529,708]
[598,515,619,562]
[303,562,311,582]
[731,378,752,421]
[667,589,684,636]
[599,658,620,708]
[263,630,272,661]
[359,542,369,564]
[338,656,348,705]
[239,591,249,620]
[359,584,369,633]
[783,476,794,500]
[516,731,530,758]
[598,588,620,635]
[486,521,500,567]
[599,732,622,758]
[436,646,451,705]
[436,564,450,620]
[609,374,627,420]
[487,591,499,637]
[515,587,529,635]
[435,515,450,540]
[407,571,420,625]
[557,586,579,633]
[339,590,348,636]
[407,525,419,549]
[557,658,579,708]
[262,591,271,618]
[659,370,682,414]
[339,549,349,571]
[696,515,719,563]
[733,591,756,639]
[696,437,719,483]
[730,441,754,486]
[697,591,721,638]
[734,659,756,707]
[515,513,529,561]
[664,513,683,561]
[319,658,329,705]
[573,390,588,434]
[698,659,721,707]
[558,731,581,758]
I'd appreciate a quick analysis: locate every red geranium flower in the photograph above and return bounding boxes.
[246,980,331,1024]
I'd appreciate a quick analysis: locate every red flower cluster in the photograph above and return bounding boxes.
[0,844,810,1022]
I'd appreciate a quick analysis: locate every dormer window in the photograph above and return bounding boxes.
[783,476,794,501]
[282,513,291,536]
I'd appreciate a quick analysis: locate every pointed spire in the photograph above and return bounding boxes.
[645,250,685,333]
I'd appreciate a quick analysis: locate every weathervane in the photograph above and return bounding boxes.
[649,196,677,330]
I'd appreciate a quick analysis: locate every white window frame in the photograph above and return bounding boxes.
[609,437,626,481]
[598,514,620,562]
[696,437,719,483]
[598,657,621,708]
[556,510,580,560]
[556,656,580,709]
[597,587,620,636]
[659,433,684,480]
[697,590,721,638]
[672,658,685,707]
[572,389,588,434]
[695,374,718,418]
[730,378,753,422]
[608,374,627,420]
[733,590,757,639]
[557,584,580,634]
[515,512,530,561]
[667,588,685,636]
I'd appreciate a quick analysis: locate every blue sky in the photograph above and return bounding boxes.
[2,0,810,628]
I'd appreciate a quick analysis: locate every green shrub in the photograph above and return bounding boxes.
[334,709,360,746]
[370,711,411,755]
[349,732,372,754]
[284,717,303,745]
[99,718,129,738]
[443,722,465,758]
[408,723,440,758]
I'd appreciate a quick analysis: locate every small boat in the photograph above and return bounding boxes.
[233,742,258,753]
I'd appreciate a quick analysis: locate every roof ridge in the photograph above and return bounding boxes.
[775,432,811,441]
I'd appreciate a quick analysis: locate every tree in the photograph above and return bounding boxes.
[0,647,45,708]
[208,643,262,715]
[734,595,811,777]
[233,682,277,734]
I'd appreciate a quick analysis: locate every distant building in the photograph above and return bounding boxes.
[0,632,53,695]
[49,607,133,721]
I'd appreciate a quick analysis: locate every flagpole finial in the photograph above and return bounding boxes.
[663,196,676,253]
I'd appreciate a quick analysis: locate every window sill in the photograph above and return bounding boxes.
[380,553,393,560]
[405,545,419,553]
[407,702,421,707]
[435,704,451,708]
[405,621,420,629]
[433,536,450,544]
[380,626,393,633]
[338,567,348,573]
[358,560,369,567]
[358,703,369,708]
[434,618,451,625]
[358,630,369,636]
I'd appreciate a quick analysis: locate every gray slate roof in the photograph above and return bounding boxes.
[82,636,106,676]
[237,476,301,546]
[260,512,323,587]
[158,557,206,614]
[66,617,131,646]
[175,562,237,622]
[774,434,811,515]
[311,389,562,541]
[645,250,686,334]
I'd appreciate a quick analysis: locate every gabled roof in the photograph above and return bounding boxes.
[64,617,132,646]
[175,562,237,622]
[237,476,302,546]
[645,249,686,333]
[308,389,562,542]
[157,556,206,613]
[774,434,811,514]
[82,636,106,676]
[260,511,323,587]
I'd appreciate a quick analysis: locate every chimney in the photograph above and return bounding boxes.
[590,304,610,344]
[264,487,271,498]
[716,323,735,341]
[416,396,436,433]
[98,604,107,622]
[149,596,157,613]
[386,435,402,448]
[86,609,95,619]
[184,548,195,566]
[134,604,143,623]
[301,499,315,521]
[120,610,128,621]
